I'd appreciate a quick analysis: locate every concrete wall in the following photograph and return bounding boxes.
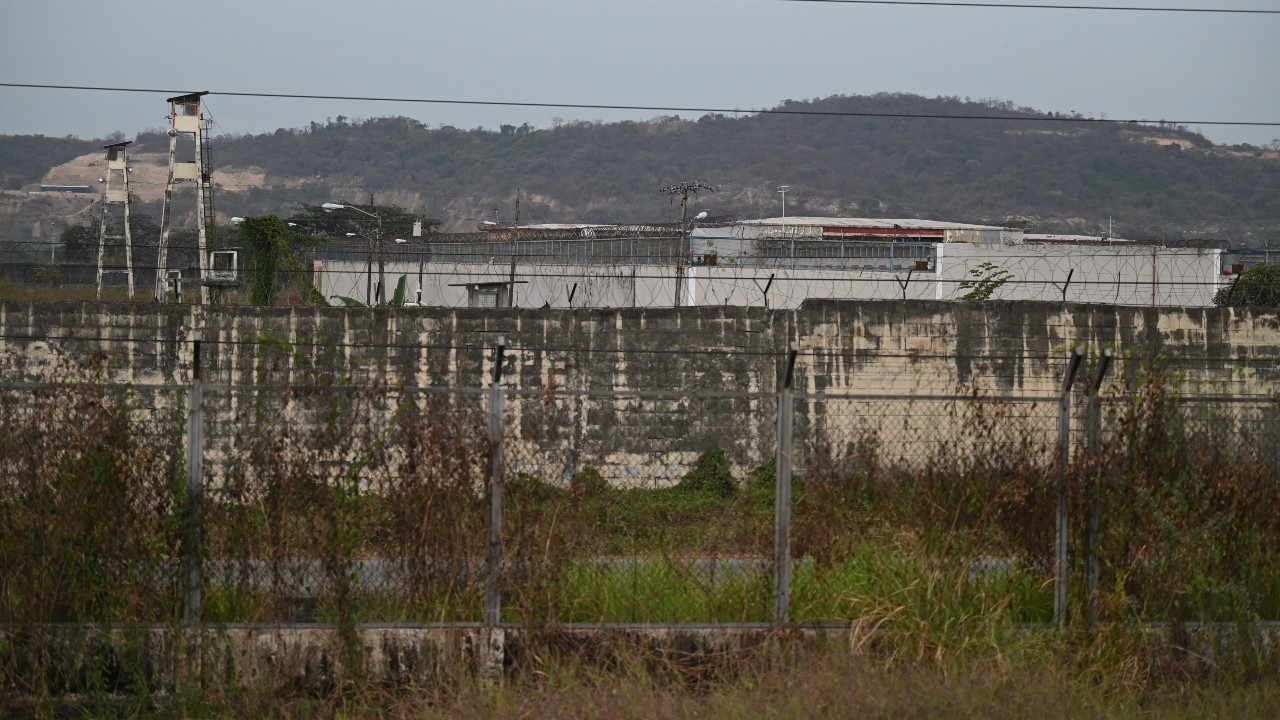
[1,300,1277,485]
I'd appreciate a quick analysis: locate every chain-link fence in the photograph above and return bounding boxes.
[1,342,1278,633]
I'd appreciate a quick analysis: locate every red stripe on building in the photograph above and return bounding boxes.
[823,227,946,237]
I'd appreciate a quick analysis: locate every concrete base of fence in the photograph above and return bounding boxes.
[3,622,1278,698]
[0,623,810,697]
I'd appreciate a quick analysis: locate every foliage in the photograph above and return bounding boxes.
[235,214,325,305]
[58,213,200,289]
[5,349,1280,708]
[1214,262,1280,307]
[1093,361,1280,624]
[288,203,440,239]
[332,274,409,308]
[672,446,738,498]
[0,353,185,625]
[958,261,1016,300]
[389,274,407,306]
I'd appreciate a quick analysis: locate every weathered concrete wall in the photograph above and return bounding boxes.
[1,300,1277,484]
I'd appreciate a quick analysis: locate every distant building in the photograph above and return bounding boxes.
[312,216,1229,309]
[690,217,1020,271]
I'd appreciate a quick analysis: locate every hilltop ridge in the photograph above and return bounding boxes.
[3,93,1277,244]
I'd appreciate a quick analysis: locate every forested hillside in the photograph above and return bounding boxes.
[5,94,1279,242]
[0,135,102,190]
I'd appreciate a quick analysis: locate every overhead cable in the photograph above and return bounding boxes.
[1,82,1276,128]
[778,0,1280,14]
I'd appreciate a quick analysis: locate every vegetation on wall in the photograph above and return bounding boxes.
[235,214,325,305]
[957,261,1016,300]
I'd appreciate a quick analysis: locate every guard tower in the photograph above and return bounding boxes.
[95,141,135,299]
[157,91,217,304]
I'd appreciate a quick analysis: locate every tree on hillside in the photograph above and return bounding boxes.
[1214,263,1280,308]
[60,222,101,267]
[175,93,1280,239]
[60,213,162,267]
[287,203,441,239]
[60,214,201,288]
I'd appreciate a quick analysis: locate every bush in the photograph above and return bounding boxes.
[1215,263,1280,307]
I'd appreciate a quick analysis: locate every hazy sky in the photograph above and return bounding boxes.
[2,0,1278,146]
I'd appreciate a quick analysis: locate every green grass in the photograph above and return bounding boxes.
[5,366,1280,713]
[191,548,1049,628]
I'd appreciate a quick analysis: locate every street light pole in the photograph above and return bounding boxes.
[377,211,385,306]
[777,185,789,218]
[323,202,384,306]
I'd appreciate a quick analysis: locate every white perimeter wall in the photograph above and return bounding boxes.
[316,245,1224,309]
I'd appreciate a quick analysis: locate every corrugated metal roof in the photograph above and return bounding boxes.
[736,216,1009,231]
[516,223,611,230]
[1025,233,1137,244]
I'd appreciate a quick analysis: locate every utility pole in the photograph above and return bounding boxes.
[371,194,386,306]
[508,189,520,307]
[660,180,714,308]
[777,185,790,218]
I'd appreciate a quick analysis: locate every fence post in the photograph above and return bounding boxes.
[774,341,798,626]
[1085,349,1112,630]
[1055,346,1084,628]
[183,331,203,626]
[484,337,506,628]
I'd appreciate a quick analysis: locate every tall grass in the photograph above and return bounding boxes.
[1089,362,1280,624]
[1,348,1278,711]
[0,352,185,625]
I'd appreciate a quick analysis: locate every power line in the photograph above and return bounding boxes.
[1,82,1277,128]
[778,0,1280,13]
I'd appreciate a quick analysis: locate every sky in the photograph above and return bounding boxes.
[2,0,1278,147]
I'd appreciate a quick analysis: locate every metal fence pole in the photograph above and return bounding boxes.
[774,342,798,626]
[183,331,204,626]
[1085,349,1112,630]
[1055,346,1084,628]
[484,337,506,627]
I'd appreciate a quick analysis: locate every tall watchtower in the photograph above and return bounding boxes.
[95,141,135,299]
[156,91,217,304]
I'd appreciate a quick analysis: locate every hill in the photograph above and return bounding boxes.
[4,94,1279,243]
